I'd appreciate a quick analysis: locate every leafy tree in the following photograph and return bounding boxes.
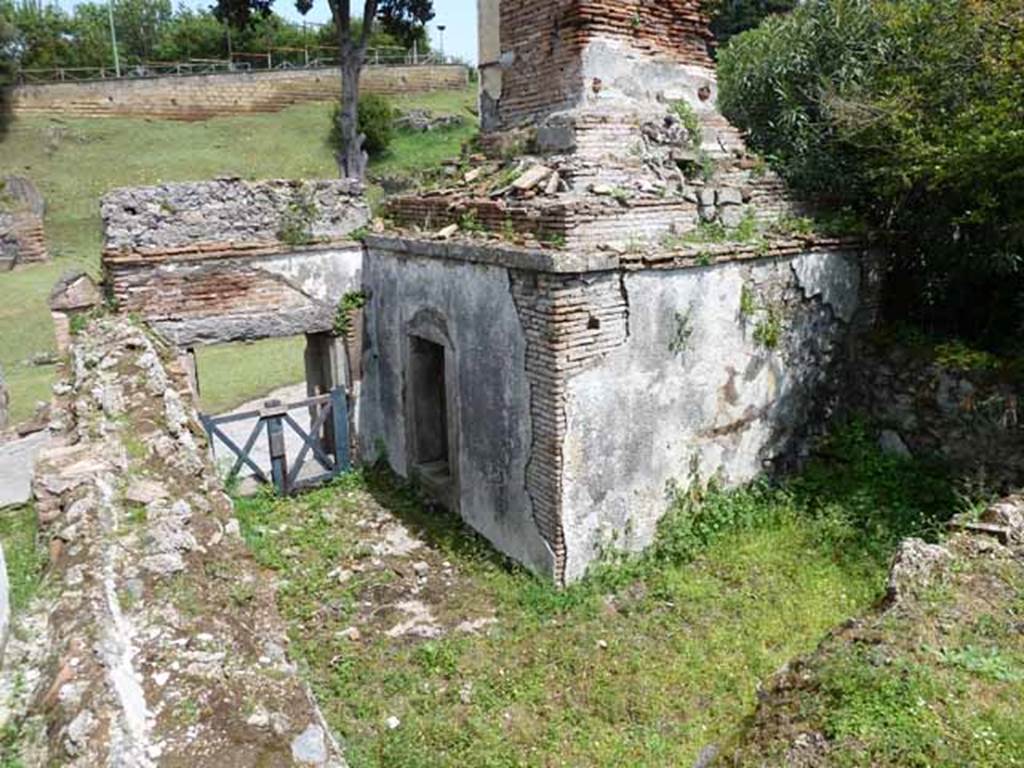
[213,0,274,31]
[294,0,434,179]
[705,0,798,46]
[718,0,1024,344]
[111,0,172,61]
[152,8,227,61]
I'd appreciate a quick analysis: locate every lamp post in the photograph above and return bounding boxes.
[107,0,121,77]
[437,25,446,61]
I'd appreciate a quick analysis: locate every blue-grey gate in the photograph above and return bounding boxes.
[200,387,350,495]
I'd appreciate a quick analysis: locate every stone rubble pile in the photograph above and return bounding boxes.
[0,316,345,767]
[394,108,467,133]
[384,101,807,253]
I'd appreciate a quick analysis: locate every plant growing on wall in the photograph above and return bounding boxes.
[334,290,368,336]
[669,309,695,356]
[277,192,319,246]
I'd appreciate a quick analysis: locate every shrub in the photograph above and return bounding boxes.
[718,0,1024,346]
[329,93,396,159]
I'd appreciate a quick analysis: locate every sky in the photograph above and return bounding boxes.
[58,0,480,63]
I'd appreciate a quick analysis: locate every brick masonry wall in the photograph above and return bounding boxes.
[510,270,629,583]
[9,64,468,120]
[488,0,712,130]
[0,211,49,270]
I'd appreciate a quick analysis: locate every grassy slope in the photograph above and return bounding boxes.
[728,534,1024,767]
[233,426,978,767]
[0,87,476,420]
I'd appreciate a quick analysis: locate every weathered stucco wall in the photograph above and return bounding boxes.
[9,65,468,120]
[559,250,865,580]
[360,238,874,583]
[360,246,555,577]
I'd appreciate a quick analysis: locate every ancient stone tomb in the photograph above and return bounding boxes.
[360,0,880,584]
[98,3,881,587]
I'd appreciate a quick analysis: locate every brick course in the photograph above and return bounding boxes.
[510,270,629,581]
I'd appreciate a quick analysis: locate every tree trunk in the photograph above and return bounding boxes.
[336,44,368,180]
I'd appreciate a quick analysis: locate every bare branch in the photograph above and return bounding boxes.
[359,0,379,51]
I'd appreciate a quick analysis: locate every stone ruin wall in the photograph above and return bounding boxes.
[0,316,343,767]
[509,270,630,579]
[1,176,49,271]
[848,341,1024,492]
[101,179,368,347]
[9,64,469,121]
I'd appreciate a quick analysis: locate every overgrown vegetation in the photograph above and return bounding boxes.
[232,423,967,766]
[718,0,1024,346]
[728,511,1024,765]
[329,93,397,160]
[334,290,368,336]
[705,0,797,48]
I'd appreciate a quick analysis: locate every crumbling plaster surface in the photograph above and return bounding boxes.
[260,246,363,303]
[560,250,862,582]
[360,248,555,577]
[580,41,711,113]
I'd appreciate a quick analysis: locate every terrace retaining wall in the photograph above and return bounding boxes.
[8,64,468,120]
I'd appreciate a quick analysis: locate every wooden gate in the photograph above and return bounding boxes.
[201,387,350,495]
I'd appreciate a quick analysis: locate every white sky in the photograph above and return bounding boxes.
[56,0,480,63]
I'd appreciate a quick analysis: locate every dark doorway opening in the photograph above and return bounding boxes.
[409,335,452,495]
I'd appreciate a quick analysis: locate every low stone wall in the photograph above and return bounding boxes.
[850,342,1024,490]
[0,316,343,766]
[102,179,369,346]
[1,177,49,271]
[9,64,469,120]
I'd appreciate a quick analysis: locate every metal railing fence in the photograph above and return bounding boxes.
[15,45,452,85]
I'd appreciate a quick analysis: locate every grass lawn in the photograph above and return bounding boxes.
[0,503,46,612]
[195,336,308,414]
[0,86,476,421]
[0,262,69,424]
[233,425,973,767]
